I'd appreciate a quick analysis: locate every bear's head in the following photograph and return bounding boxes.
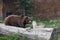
[22,16,32,24]
[25,17,32,24]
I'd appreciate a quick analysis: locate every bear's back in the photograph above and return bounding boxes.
[4,15,22,25]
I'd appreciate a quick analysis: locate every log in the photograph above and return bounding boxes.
[0,24,58,40]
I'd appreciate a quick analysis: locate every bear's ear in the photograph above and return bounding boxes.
[19,15,24,19]
[21,15,24,17]
[26,16,28,19]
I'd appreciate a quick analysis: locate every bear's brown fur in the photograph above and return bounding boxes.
[4,15,32,28]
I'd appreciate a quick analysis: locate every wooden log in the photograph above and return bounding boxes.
[0,24,57,40]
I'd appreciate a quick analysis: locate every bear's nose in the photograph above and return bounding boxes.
[29,21,32,24]
[29,21,32,23]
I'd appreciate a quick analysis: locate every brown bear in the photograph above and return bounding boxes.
[4,15,32,28]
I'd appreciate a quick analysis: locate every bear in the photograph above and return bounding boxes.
[4,15,32,28]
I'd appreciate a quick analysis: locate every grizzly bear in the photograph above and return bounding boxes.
[4,15,32,28]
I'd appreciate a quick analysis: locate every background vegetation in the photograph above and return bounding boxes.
[0,0,60,40]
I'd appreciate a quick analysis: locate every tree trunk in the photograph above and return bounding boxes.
[0,24,58,40]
